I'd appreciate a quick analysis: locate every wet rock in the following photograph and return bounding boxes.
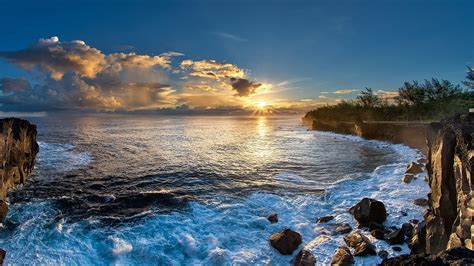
[294,249,316,266]
[267,213,278,224]
[316,215,334,224]
[269,228,302,255]
[335,224,352,234]
[392,246,402,252]
[343,231,376,256]
[400,210,407,216]
[0,249,5,265]
[405,161,423,175]
[408,221,426,254]
[371,229,385,240]
[378,250,389,259]
[413,198,428,207]
[409,219,419,224]
[384,228,405,245]
[331,246,354,265]
[402,174,415,183]
[417,158,428,165]
[401,223,414,239]
[351,198,387,227]
[380,247,474,265]
[368,222,385,231]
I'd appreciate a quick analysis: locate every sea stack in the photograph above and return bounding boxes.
[0,118,39,221]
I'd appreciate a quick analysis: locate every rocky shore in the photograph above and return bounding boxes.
[0,118,39,263]
[270,114,474,264]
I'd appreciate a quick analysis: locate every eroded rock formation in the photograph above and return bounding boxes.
[0,118,39,220]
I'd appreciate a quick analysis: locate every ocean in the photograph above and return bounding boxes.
[1,114,428,265]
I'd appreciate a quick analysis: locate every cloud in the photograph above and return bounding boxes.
[334,89,357,94]
[212,32,247,42]
[180,59,245,79]
[376,90,399,100]
[0,78,31,93]
[229,78,262,97]
[318,95,328,99]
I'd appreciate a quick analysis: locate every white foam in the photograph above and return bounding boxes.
[37,142,93,172]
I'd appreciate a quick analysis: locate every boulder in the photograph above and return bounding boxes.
[0,249,5,265]
[293,249,316,266]
[343,231,376,256]
[380,247,474,265]
[402,174,415,184]
[371,229,385,240]
[267,213,278,224]
[408,221,426,254]
[316,215,334,224]
[378,250,389,259]
[384,228,405,245]
[413,198,428,207]
[0,201,8,222]
[331,246,354,265]
[269,228,302,255]
[405,161,423,175]
[351,198,387,227]
[335,224,352,234]
[401,223,414,239]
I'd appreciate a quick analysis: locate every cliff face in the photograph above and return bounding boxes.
[311,120,428,154]
[0,118,39,220]
[424,114,474,254]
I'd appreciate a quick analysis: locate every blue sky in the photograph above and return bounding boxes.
[0,0,473,112]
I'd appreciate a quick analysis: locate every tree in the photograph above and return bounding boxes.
[424,78,462,101]
[462,66,474,89]
[357,88,381,107]
[397,81,426,106]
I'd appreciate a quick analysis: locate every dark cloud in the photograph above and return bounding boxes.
[0,78,31,93]
[229,78,262,97]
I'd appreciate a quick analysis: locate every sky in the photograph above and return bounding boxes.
[0,0,473,114]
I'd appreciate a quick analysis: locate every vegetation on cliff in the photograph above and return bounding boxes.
[304,67,474,122]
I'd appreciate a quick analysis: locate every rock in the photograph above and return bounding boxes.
[0,118,39,221]
[269,228,302,255]
[380,247,474,265]
[384,228,405,245]
[267,213,278,224]
[408,221,426,254]
[405,161,423,175]
[409,219,419,224]
[400,210,407,216]
[294,249,316,266]
[378,250,389,259]
[0,249,5,265]
[417,158,428,165]
[368,222,385,231]
[331,246,354,265]
[423,115,474,254]
[351,198,387,227]
[343,231,376,256]
[401,223,414,239]
[413,198,428,207]
[392,246,402,252]
[371,229,385,240]
[335,224,352,234]
[402,174,415,183]
[0,201,8,222]
[316,215,334,224]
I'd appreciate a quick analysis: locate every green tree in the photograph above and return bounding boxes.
[462,66,474,89]
[397,81,426,106]
[357,88,381,107]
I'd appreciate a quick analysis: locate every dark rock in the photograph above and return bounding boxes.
[267,213,278,224]
[384,228,405,245]
[343,231,376,256]
[401,223,414,239]
[331,246,354,265]
[413,198,428,207]
[351,198,387,227]
[371,229,385,240]
[402,174,416,184]
[400,210,407,216]
[0,201,8,222]
[316,215,334,224]
[269,228,302,255]
[417,158,428,165]
[381,247,474,265]
[368,222,385,231]
[0,249,5,265]
[409,219,419,224]
[378,250,389,259]
[294,249,316,266]
[392,246,402,252]
[335,224,352,234]
[405,161,423,175]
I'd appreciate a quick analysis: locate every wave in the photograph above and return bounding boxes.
[36,142,94,173]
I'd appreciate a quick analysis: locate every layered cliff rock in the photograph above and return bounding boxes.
[424,114,474,254]
[0,118,38,221]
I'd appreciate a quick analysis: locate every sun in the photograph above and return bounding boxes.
[256,101,267,109]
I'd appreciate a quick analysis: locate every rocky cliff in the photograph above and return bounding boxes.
[311,120,429,154]
[424,114,473,254]
[0,118,38,221]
